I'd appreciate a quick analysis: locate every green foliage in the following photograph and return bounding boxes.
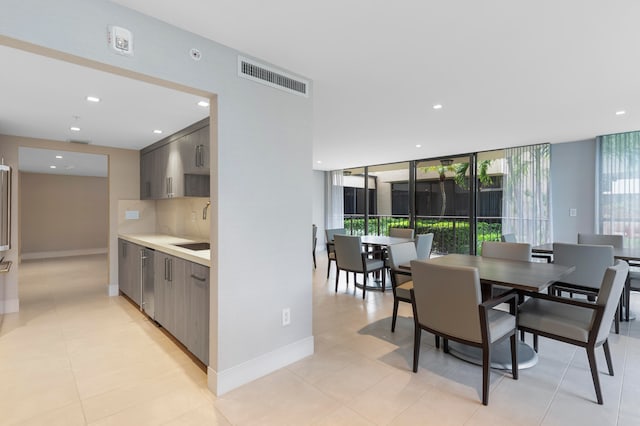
[345,217,502,254]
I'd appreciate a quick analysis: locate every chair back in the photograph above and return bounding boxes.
[325,228,346,252]
[577,233,623,249]
[415,233,434,259]
[312,224,317,250]
[501,233,517,243]
[410,260,483,343]
[389,227,415,239]
[334,234,364,272]
[481,241,531,262]
[388,242,417,285]
[553,243,614,290]
[595,260,629,343]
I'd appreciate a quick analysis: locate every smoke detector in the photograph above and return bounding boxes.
[190,48,202,61]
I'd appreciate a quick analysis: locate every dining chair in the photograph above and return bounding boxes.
[550,242,620,334]
[481,241,531,302]
[389,227,415,239]
[333,234,385,299]
[414,233,434,260]
[577,233,623,248]
[409,259,518,406]
[518,260,629,404]
[312,224,317,269]
[325,228,346,278]
[387,242,417,332]
[501,233,517,243]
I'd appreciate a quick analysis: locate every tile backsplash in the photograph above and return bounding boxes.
[119,197,210,240]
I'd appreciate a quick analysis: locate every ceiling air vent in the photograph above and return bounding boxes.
[238,56,308,97]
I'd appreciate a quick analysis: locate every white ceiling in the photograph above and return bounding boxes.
[4,1,640,173]
[113,0,640,171]
[18,147,108,177]
[0,45,209,175]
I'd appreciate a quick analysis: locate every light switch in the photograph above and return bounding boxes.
[125,210,139,220]
[569,208,577,217]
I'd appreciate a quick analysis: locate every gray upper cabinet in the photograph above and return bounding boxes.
[140,118,209,200]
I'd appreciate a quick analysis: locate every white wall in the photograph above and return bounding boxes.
[1,0,313,396]
[312,170,326,253]
[550,139,597,242]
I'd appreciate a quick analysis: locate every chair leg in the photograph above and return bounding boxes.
[603,340,614,376]
[313,251,316,269]
[510,334,519,380]
[412,326,421,372]
[435,335,440,349]
[625,277,631,322]
[520,330,525,342]
[362,274,367,299]
[614,302,620,334]
[327,259,331,279]
[482,343,490,406]
[335,269,340,292]
[586,346,604,404]
[391,299,399,332]
[443,338,449,354]
[533,334,538,352]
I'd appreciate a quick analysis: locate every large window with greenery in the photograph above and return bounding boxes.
[598,131,640,247]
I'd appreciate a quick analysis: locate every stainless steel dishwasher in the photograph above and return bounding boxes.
[140,247,155,318]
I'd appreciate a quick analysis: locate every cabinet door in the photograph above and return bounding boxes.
[153,253,186,341]
[187,263,210,364]
[181,126,210,174]
[128,244,143,305]
[118,239,130,296]
[164,142,184,198]
[153,253,167,325]
[140,151,153,200]
[171,256,187,343]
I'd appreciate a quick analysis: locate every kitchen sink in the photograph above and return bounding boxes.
[173,242,210,251]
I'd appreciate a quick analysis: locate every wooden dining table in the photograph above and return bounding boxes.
[399,253,575,369]
[532,243,640,321]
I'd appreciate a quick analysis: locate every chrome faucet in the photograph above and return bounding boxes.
[202,201,211,220]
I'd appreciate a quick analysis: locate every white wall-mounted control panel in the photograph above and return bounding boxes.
[107,25,133,56]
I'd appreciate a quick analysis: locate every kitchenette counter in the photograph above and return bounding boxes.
[118,233,210,267]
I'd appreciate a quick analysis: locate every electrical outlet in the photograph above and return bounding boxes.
[282,308,291,326]
[569,208,577,217]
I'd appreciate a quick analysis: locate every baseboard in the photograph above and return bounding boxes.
[108,284,119,297]
[208,335,314,396]
[0,298,19,314]
[21,248,108,260]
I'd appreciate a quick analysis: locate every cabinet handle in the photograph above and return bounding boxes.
[164,258,169,281]
[190,274,206,282]
[168,259,173,282]
[195,145,200,167]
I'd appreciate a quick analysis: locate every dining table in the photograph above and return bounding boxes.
[357,235,414,291]
[532,243,640,321]
[399,253,575,369]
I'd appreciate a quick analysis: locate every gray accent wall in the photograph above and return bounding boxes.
[1,0,313,396]
[550,139,597,243]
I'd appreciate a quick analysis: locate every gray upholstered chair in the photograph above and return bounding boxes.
[577,233,623,248]
[333,234,385,299]
[409,259,518,406]
[518,260,629,404]
[387,242,417,332]
[501,233,517,243]
[482,241,531,302]
[550,242,619,333]
[414,233,434,260]
[481,241,531,262]
[325,228,346,278]
[389,227,415,239]
[312,224,317,269]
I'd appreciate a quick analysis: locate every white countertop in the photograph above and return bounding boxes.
[118,233,210,267]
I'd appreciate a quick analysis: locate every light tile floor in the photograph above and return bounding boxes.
[1,254,640,425]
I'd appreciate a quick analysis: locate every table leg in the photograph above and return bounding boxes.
[448,339,538,370]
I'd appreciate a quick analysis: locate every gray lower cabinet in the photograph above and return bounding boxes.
[154,252,187,343]
[186,263,210,364]
[120,241,209,365]
[118,239,143,305]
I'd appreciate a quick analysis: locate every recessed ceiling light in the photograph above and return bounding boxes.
[197,100,210,107]
[153,129,163,134]
[70,126,80,132]
[316,160,322,164]
[416,144,422,148]
[55,155,63,159]
[616,110,626,116]
[50,165,57,169]
[433,104,443,110]
[86,96,101,103]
